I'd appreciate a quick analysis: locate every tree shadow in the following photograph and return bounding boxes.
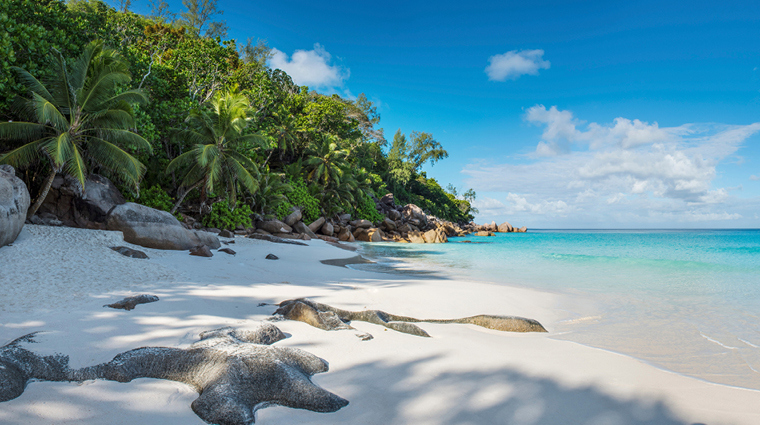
[261,355,699,425]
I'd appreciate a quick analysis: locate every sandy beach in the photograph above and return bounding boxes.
[1,225,759,425]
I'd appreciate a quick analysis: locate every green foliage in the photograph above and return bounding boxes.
[0,1,472,228]
[129,185,173,211]
[201,201,253,230]
[354,191,383,223]
[280,178,319,223]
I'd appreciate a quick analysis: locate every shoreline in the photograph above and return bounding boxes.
[1,225,759,424]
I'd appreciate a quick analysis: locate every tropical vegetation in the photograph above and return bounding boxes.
[0,0,477,225]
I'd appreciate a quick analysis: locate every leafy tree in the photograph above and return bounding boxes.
[167,89,265,213]
[0,40,151,217]
[147,0,174,21]
[116,0,132,13]
[408,131,448,170]
[178,0,226,38]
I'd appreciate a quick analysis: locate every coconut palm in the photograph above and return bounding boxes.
[0,40,152,218]
[303,136,349,187]
[167,89,266,213]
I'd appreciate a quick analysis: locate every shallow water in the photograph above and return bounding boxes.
[356,230,760,390]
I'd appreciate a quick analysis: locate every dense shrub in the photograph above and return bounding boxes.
[277,178,320,223]
[354,191,383,223]
[131,185,173,212]
[202,202,253,230]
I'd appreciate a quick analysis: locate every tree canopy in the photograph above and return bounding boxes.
[0,0,477,224]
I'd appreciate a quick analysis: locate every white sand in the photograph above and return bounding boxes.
[0,225,758,424]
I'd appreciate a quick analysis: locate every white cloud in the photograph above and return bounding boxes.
[463,106,760,226]
[269,44,349,89]
[525,105,676,155]
[751,175,760,181]
[504,193,573,215]
[471,197,507,216]
[485,49,550,81]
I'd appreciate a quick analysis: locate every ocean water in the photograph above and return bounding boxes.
[356,230,760,390]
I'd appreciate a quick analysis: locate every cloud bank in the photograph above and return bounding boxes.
[465,106,760,227]
[269,44,349,90]
[485,50,550,81]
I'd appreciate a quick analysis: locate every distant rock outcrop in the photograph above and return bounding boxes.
[0,165,30,248]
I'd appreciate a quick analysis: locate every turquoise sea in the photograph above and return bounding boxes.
[356,230,760,390]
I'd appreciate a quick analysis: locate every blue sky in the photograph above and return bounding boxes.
[129,0,760,228]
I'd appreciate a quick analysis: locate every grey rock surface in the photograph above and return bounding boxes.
[110,246,149,259]
[192,230,222,249]
[76,325,348,424]
[0,333,71,402]
[307,217,325,233]
[247,233,308,246]
[258,220,292,234]
[190,245,213,257]
[283,208,302,227]
[107,203,220,251]
[293,221,318,238]
[104,294,159,310]
[275,298,548,338]
[219,248,236,255]
[38,174,125,229]
[0,165,30,248]
[219,229,235,238]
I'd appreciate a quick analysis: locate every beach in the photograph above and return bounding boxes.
[1,225,759,424]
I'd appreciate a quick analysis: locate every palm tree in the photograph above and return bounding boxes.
[251,170,292,217]
[303,136,349,187]
[167,89,266,213]
[0,40,152,218]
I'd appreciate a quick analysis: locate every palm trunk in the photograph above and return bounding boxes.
[27,170,57,219]
[170,180,203,214]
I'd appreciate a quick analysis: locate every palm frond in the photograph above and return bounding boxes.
[10,67,54,102]
[227,157,259,194]
[66,144,87,190]
[0,122,47,142]
[167,148,202,174]
[30,93,69,132]
[94,128,152,153]
[86,137,146,188]
[0,138,50,168]
[43,132,73,170]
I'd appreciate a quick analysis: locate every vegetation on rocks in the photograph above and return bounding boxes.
[0,0,478,232]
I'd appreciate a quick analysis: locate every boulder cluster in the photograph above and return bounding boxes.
[1,171,529,248]
[192,192,527,245]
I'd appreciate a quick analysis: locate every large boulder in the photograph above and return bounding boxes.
[193,230,222,249]
[106,203,219,250]
[407,231,426,244]
[307,217,325,233]
[349,219,372,229]
[0,165,30,247]
[379,193,394,206]
[381,217,396,231]
[498,221,513,233]
[401,204,428,227]
[38,174,126,229]
[423,229,448,244]
[257,220,292,234]
[283,208,302,227]
[293,221,318,238]
[355,227,383,242]
[387,209,401,221]
[320,221,334,236]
